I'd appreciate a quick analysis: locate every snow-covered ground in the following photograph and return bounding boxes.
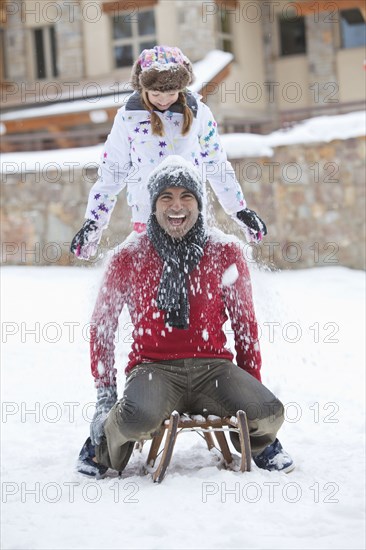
[1,262,365,550]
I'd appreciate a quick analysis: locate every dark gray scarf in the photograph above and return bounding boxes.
[147,214,208,329]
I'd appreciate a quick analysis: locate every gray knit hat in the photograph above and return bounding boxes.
[148,156,203,211]
[131,45,194,92]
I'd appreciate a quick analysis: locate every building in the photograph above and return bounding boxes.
[1,0,365,151]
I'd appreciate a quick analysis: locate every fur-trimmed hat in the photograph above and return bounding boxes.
[148,155,203,211]
[131,45,194,92]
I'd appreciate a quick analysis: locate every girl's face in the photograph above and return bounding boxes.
[147,90,179,111]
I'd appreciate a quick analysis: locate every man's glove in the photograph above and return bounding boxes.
[235,208,267,243]
[70,219,103,260]
[90,386,118,445]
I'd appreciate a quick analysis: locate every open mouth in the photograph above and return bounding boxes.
[167,214,186,227]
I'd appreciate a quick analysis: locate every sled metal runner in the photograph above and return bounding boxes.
[146,410,251,483]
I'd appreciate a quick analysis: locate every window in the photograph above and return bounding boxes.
[279,16,306,56]
[33,26,58,79]
[340,9,366,49]
[217,8,234,53]
[112,9,156,68]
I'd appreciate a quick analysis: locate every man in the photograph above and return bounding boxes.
[77,155,294,477]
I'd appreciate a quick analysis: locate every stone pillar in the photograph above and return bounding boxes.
[305,16,339,112]
[3,0,27,82]
[175,0,217,62]
[56,1,84,78]
[260,2,280,131]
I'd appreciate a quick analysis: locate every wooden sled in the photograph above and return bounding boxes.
[143,410,251,483]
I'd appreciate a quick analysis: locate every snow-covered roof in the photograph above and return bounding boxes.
[1,110,364,174]
[1,143,103,173]
[221,111,366,159]
[188,50,233,93]
[0,93,131,122]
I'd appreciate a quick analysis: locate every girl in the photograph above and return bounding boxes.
[70,45,266,259]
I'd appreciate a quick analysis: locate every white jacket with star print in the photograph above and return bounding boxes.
[85,91,246,226]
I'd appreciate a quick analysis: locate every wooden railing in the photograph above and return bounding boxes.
[1,100,364,152]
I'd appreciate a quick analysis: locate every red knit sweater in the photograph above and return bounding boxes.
[90,232,262,386]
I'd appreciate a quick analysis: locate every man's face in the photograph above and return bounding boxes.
[155,186,199,239]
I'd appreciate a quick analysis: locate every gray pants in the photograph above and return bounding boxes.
[96,358,284,471]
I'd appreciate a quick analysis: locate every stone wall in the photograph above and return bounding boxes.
[220,136,366,270]
[1,135,365,269]
[0,165,131,266]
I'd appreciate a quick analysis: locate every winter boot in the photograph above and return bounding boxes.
[253,439,295,473]
[76,437,109,479]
